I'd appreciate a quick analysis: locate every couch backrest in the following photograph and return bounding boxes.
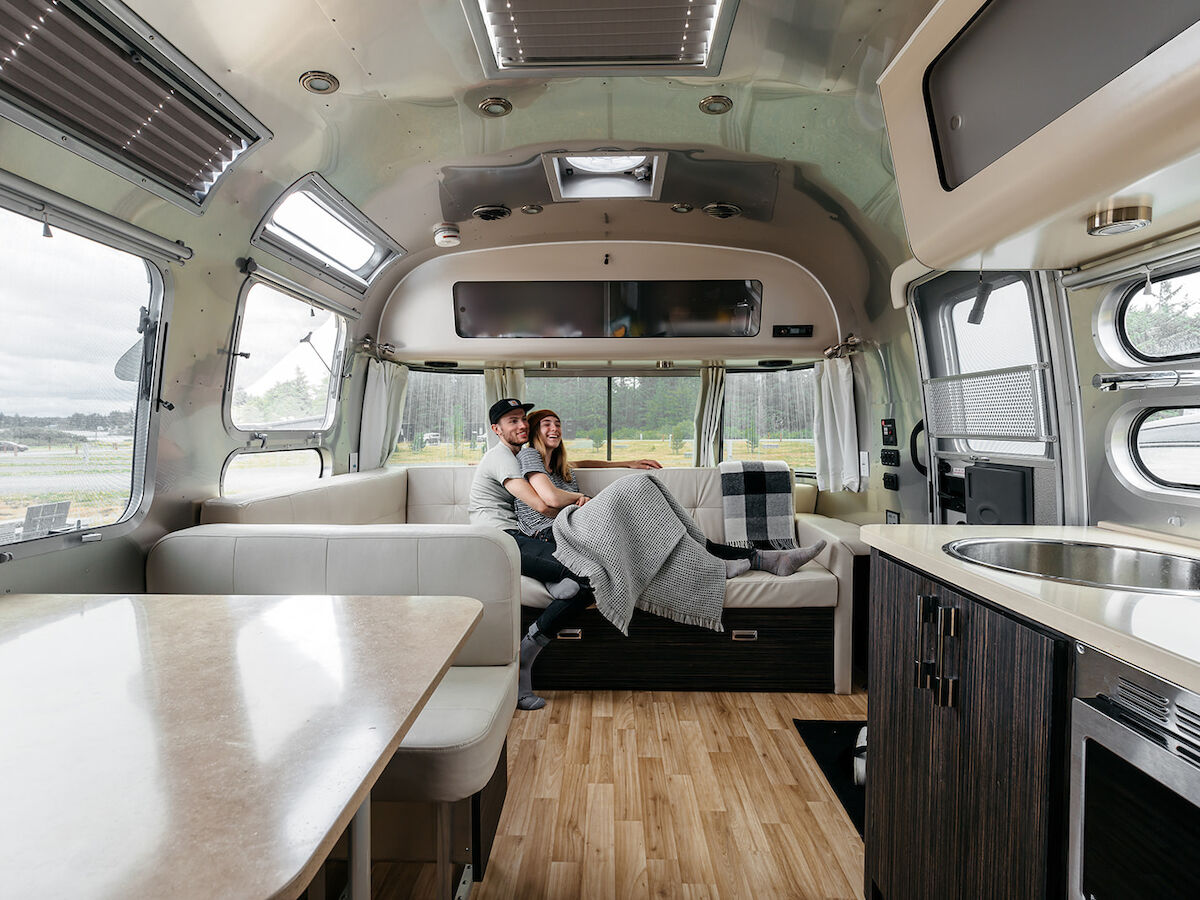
[146,523,519,666]
[200,464,820,534]
[201,468,408,525]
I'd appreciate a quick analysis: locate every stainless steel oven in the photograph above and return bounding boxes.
[1070,644,1200,900]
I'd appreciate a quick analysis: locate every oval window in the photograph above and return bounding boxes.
[1119,270,1200,361]
[1133,408,1200,489]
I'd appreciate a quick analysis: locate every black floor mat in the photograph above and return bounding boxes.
[792,719,866,836]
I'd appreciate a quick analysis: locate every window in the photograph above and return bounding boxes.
[251,173,405,296]
[228,282,344,432]
[0,204,158,547]
[526,374,701,465]
[1133,408,1200,490]
[222,449,323,496]
[723,369,816,470]
[946,278,1047,456]
[389,371,487,465]
[1120,270,1200,361]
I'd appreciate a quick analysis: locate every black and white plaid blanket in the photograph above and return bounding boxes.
[718,460,798,550]
[551,473,725,635]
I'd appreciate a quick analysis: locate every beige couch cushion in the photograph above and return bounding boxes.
[373,663,518,802]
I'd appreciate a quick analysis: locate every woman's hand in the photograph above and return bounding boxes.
[574,494,590,507]
[627,459,662,469]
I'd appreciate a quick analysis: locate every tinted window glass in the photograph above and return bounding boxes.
[0,205,156,546]
[1134,408,1200,488]
[222,449,323,496]
[229,283,343,431]
[390,371,487,465]
[1121,271,1200,360]
[723,369,816,470]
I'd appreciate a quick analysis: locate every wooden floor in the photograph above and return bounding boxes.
[374,688,868,900]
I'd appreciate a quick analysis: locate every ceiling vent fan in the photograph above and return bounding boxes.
[703,202,743,219]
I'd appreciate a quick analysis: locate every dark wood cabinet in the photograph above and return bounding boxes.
[865,551,1067,899]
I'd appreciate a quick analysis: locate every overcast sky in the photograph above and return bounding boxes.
[0,207,150,417]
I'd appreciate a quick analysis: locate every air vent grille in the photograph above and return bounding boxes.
[472,204,511,221]
[465,0,739,76]
[1115,677,1171,726]
[703,201,742,219]
[1177,702,1200,743]
[0,0,267,208]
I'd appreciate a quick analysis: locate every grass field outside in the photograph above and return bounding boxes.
[0,443,135,528]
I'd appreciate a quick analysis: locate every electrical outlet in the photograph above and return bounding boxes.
[859,451,870,477]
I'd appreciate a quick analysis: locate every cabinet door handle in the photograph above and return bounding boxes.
[913,594,937,691]
[934,605,959,708]
[557,628,583,640]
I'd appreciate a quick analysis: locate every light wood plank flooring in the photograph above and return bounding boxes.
[375,688,868,900]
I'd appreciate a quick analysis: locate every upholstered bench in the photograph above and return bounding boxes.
[200,466,867,693]
[145,523,520,888]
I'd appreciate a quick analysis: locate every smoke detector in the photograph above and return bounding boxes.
[433,223,461,247]
[472,204,512,221]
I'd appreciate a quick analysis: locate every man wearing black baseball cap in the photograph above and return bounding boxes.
[468,397,660,709]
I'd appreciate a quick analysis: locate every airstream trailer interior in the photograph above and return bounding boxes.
[3,0,1200,897]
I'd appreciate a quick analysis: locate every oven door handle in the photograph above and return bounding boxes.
[1068,697,1200,899]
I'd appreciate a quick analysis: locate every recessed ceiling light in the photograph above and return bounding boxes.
[699,95,733,115]
[564,155,647,174]
[671,202,693,213]
[520,204,543,214]
[477,97,513,117]
[1087,206,1152,236]
[300,71,340,94]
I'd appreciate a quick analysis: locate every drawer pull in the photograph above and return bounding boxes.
[731,629,758,641]
[557,628,583,640]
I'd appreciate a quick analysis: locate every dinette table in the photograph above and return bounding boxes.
[0,591,482,899]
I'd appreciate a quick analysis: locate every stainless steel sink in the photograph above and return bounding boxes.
[942,537,1200,594]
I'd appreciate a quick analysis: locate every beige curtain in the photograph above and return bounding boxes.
[814,357,861,491]
[693,362,726,467]
[359,359,409,471]
[483,365,526,447]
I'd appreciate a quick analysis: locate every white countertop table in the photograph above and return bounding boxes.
[861,524,1200,693]
[0,592,482,899]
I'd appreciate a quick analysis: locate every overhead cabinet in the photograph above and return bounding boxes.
[865,552,1068,899]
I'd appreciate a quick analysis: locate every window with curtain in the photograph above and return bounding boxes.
[723,368,816,470]
[389,371,487,465]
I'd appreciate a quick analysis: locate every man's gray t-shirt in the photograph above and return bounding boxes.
[469,442,522,530]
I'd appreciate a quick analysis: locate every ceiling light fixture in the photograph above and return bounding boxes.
[564,155,647,174]
[520,204,543,214]
[477,96,513,117]
[1087,205,1152,236]
[299,71,340,94]
[671,202,693,213]
[699,94,733,115]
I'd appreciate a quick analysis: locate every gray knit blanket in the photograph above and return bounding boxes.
[718,459,798,550]
[551,473,725,635]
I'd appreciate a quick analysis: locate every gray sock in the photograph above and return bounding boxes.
[753,540,826,577]
[517,633,547,710]
[724,557,751,579]
[546,577,581,600]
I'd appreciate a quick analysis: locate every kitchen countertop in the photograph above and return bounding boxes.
[861,524,1200,693]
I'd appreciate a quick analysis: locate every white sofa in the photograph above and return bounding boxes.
[200,466,867,693]
[145,522,520,885]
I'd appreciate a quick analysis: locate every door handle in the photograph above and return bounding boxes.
[933,605,959,707]
[913,594,937,691]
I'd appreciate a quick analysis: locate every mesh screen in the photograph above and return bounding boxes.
[0,0,255,202]
[925,365,1051,441]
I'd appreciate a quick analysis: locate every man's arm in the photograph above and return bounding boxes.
[503,475,559,517]
[575,458,662,469]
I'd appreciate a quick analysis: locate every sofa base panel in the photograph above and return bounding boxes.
[522,606,835,692]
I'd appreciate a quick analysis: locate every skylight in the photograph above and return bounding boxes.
[463,0,739,77]
[251,173,405,297]
[0,0,269,211]
[545,152,666,201]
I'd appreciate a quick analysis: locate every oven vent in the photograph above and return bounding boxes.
[1115,677,1170,726]
[1177,702,1200,743]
